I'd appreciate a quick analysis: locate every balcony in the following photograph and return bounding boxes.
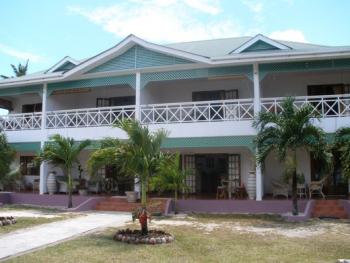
[1,94,350,131]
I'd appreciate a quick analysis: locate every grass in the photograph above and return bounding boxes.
[6,214,350,263]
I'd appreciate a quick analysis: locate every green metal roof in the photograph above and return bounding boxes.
[10,142,41,152]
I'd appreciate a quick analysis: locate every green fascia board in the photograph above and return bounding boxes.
[260,58,350,80]
[47,75,136,94]
[161,136,256,152]
[86,45,192,74]
[242,40,279,53]
[141,65,253,87]
[10,142,41,152]
[0,84,43,97]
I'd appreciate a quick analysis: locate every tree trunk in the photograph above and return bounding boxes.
[141,179,147,207]
[67,169,73,208]
[292,151,298,215]
[174,189,178,214]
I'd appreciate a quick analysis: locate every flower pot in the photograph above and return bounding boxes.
[125,191,138,203]
[247,171,256,200]
[78,189,88,196]
[47,172,57,195]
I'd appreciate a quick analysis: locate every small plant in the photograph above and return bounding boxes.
[132,207,152,235]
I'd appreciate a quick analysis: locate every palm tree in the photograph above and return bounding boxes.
[1,60,29,79]
[37,135,91,208]
[88,120,167,235]
[253,97,332,215]
[151,153,188,213]
[334,127,350,191]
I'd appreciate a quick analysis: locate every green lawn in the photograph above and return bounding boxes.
[6,214,350,263]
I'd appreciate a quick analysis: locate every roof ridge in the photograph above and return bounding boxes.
[165,36,252,45]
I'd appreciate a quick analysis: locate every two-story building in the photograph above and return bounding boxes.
[1,34,350,202]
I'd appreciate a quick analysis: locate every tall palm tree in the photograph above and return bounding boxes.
[334,128,350,188]
[1,59,29,79]
[88,119,168,207]
[253,97,332,215]
[37,135,91,208]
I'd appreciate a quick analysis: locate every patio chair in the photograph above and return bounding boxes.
[14,179,25,192]
[272,181,289,199]
[309,176,328,199]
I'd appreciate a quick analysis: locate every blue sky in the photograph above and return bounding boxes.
[0,0,350,77]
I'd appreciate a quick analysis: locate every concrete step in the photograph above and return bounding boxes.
[94,197,169,214]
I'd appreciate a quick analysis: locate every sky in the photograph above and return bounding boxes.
[0,0,350,77]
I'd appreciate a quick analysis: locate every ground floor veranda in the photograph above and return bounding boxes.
[5,142,350,202]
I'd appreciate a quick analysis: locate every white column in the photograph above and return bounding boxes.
[135,72,141,121]
[134,72,141,197]
[39,84,48,195]
[253,63,263,201]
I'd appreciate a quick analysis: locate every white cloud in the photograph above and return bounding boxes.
[243,0,263,13]
[269,29,308,43]
[67,1,241,43]
[183,0,221,15]
[0,43,42,62]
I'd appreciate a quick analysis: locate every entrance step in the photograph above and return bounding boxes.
[95,196,169,214]
[312,200,348,219]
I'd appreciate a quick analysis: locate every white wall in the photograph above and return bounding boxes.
[47,85,134,111]
[11,93,42,113]
[262,70,350,98]
[263,149,311,194]
[142,77,253,104]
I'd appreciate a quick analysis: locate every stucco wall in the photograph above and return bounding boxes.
[262,70,350,98]
[263,149,311,194]
[142,77,254,104]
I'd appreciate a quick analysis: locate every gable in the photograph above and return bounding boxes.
[241,40,279,52]
[53,61,76,72]
[86,45,193,74]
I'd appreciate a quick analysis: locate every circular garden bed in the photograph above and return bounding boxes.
[114,229,174,245]
[0,216,16,226]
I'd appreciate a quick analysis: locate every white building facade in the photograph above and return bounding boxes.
[1,34,350,200]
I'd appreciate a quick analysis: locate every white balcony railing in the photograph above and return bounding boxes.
[140,98,255,124]
[0,112,42,131]
[2,94,350,131]
[46,105,135,129]
[261,94,350,117]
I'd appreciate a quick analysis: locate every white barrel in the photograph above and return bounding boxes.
[47,172,57,195]
[247,171,256,200]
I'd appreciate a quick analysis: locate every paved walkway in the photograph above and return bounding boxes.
[0,212,130,260]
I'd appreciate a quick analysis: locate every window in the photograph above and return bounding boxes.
[20,156,40,176]
[96,96,135,107]
[22,103,42,113]
[192,90,238,102]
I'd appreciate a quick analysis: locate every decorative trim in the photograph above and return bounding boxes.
[161,136,256,151]
[231,34,291,54]
[259,58,350,80]
[47,75,136,95]
[141,65,253,87]
[0,84,43,96]
[10,142,41,152]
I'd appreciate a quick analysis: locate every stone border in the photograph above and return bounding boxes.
[114,229,174,245]
[0,217,16,226]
